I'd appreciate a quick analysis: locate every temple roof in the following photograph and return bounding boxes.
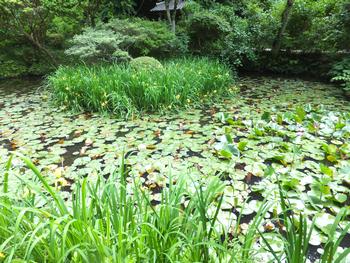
[150,0,185,12]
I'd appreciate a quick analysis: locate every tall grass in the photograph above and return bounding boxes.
[1,155,349,262]
[47,58,234,117]
[0,154,249,262]
[260,182,350,263]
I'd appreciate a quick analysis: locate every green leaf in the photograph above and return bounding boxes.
[334,193,347,203]
[238,141,248,151]
[261,112,271,122]
[276,113,283,125]
[320,163,333,177]
[295,106,306,123]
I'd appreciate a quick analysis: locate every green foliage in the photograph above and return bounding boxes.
[0,58,27,79]
[48,58,234,116]
[244,0,349,53]
[0,0,85,77]
[65,18,187,63]
[0,44,57,78]
[65,28,131,63]
[261,181,350,263]
[180,3,256,66]
[0,154,234,262]
[331,58,350,93]
[183,10,231,55]
[104,18,187,58]
[245,51,340,78]
[130,56,163,71]
[0,0,349,78]
[282,0,350,52]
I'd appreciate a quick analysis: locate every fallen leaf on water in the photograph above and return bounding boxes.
[245,172,253,183]
[264,222,275,232]
[207,138,215,145]
[185,130,194,135]
[146,144,156,150]
[154,130,161,137]
[10,140,18,150]
[91,154,102,160]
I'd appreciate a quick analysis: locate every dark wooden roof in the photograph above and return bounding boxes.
[150,0,185,12]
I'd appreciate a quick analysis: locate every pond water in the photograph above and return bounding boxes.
[1,76,350,260]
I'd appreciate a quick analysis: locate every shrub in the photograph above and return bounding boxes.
[65,28,131,63]
[130,56,163,71]
[331,58,350,95]
[48,58,234,117]
[104,18,187,58]
[65,18,187,64]
[0,58,27,78]
[183,11,231,55]
[180,4,255,66]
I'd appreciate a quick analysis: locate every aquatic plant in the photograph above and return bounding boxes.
[1,77,350,262]
[2,153,349,262]
[261,180,350,263]
[48,57,234,117]
[0,154,266,262]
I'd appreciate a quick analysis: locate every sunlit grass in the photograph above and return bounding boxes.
[47,58,234,117]
[0,154,247,262]
[1,155,349,262]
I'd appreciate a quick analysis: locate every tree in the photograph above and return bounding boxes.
[0,0,79,66]
[271,0,294,57]
[164,0,179,33]
[79,0,102,27]
[0,0,111,66]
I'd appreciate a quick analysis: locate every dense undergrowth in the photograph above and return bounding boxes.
[331,58,350,96]
[48,58,234,116]
[1,154,349,262]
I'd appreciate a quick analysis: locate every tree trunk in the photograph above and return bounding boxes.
[90,14,96,28]
[271,0,294,58]
[171,0,178,33]
[164,0,172,29]
[24,32,58,67]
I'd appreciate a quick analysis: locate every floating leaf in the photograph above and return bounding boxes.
[238,141,248,151]
[320,163,333,177]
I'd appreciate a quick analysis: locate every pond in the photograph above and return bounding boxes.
[1,76,350,260]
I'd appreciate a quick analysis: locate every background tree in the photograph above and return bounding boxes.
[0,0,56,65]
[165,0,179,32]
[271,0,294,57]
[0,0,82,66]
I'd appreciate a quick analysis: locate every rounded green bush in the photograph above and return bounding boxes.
[130,56,163,71]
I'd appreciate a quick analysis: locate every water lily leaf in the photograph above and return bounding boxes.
[238,141,248,151]
[320,163,333,177]
[261,112,271,122]
[334,193,347,203]
[220,144,240,159]
[265,155,287,166]
[260,233,284,252]
[295,106,306,123]
[314,213,336,235]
